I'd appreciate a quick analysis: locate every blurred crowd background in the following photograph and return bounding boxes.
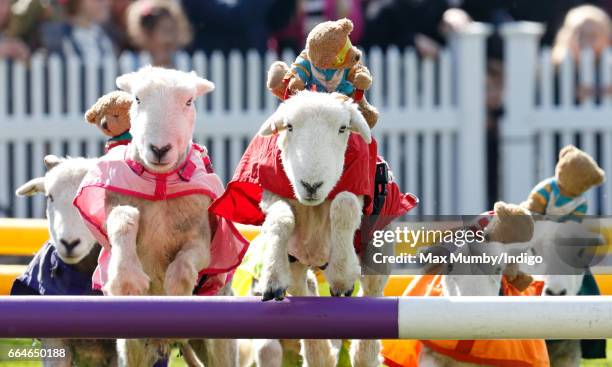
[0,0,611,67]
[1,0,612,113]
[1,0,612,119]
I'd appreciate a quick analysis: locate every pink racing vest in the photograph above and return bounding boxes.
[73,144,248,295]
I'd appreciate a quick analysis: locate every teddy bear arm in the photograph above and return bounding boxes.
[504,266,534,292]
[287,75,306,93]
[349,64,373,90]
[523,192,547,214]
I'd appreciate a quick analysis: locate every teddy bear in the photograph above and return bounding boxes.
[266,18,379,128]
[522,145,605,222]
[85,91,132,152]
[488,201,537,292]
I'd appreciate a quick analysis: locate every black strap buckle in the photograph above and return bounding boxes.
[372,162,389,215]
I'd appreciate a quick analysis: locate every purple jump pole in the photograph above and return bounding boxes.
[0,296,399,339]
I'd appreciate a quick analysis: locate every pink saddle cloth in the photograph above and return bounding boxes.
[73,143,248,295]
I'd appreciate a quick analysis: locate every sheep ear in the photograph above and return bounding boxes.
[190,72,215,96]
[345,101,371,144]
[16,177,45,197]
[258,110,285,137]
[116,72,137,93]
[44,155,62,170]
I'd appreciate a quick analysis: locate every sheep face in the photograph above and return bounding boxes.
[116,66,214,173]
[15,156,97,264]
[258,91,371,206]
[530,221,602,296]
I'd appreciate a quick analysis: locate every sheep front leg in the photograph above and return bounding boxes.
[189,339,238,367]
[105,206,150,296]
[325,192,362,297]
[164,222,211,296]
[350,275,388,367]
[117,339,160,367]
[259,199,295,301]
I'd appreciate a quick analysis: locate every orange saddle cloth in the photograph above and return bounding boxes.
[382,275,550,367]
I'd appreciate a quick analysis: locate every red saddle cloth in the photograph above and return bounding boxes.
[210,134,418,251]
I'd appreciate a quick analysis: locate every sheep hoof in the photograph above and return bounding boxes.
[262,287,287,302]
[330,285,354,297]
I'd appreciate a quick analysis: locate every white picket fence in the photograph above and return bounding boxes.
[6,22,612,219]
[500,22,612,215]
[0,24,492,219]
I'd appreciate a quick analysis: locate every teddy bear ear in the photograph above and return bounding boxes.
[84,107,97,123]
[493,201,512,217]
[592,167,606,186]
[337,18,354,33]
[559,144,578,159]
[116,93,133,110]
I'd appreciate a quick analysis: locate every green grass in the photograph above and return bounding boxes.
[0,339,187,367]
[0,339,610,366]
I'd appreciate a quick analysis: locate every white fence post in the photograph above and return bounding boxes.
[500,22,545,204]
[453,23,490,214]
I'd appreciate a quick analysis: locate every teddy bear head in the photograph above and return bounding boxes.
[306,18,362,70]
[85,91,132,137]
[555,145,605,197]
[486,201,534,244]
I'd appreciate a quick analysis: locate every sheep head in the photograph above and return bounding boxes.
[116,66,214,173]
[258,91,371,206]
[15,156,98,264]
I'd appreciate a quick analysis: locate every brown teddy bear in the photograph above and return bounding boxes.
[488,201,536,292]
[85,91,132,152]
[424,201,535,290]
[487,201,534,244]
[522,145,605,221]
[266,18,379,128]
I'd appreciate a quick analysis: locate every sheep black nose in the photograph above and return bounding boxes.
[150,144,172,161]
[300,180,323,195]
[60,238,81,253]
[545,288,567,296]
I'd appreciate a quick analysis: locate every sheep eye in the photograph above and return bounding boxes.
[47,194,54,202]
[135,97,141,104]
[186,98,193,107]
[286,124,293,132]
[339,125,348,134]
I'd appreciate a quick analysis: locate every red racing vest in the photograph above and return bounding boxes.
[209,135,418,252]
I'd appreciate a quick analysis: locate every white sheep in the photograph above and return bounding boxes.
[416,202,544,367]
[14,155,117,367]
[251,91,386,367]
[526,220,605,367]
[73,66,244,367]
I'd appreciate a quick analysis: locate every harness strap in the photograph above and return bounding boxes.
[372,162,389,215]
[192,274,209,295]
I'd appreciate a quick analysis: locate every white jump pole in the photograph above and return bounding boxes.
[398,296,612,339]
